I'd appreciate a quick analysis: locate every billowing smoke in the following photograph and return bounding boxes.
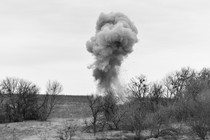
[86,12,138,91]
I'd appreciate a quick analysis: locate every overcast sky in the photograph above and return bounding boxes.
[1,0,210,95]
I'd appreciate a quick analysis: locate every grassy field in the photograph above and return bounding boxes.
[0,95,136,140]
[0,95,93,140]
[0,95,197,140]
[49,95,91,118]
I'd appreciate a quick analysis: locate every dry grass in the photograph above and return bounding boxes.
[50,102,91,119]
[0,95,91,140]
[0,119,133,140]
[0,95,199,140]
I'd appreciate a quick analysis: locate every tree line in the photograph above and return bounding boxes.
[0,77,62,123]
[86,67,210,140]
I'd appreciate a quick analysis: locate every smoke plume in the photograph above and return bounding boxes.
[86,12,138,91]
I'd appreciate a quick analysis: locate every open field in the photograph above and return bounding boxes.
[0,93,210,140]
[0,95,90,140]
[49,95,91,118]
[0,119,138,140]
[0,95,136,140]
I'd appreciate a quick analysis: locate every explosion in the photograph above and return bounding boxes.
[86,12,138,92]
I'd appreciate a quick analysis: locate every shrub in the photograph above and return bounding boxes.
[145,106,179,139]
[56,121,78,140]
[101,91,123,130]
[125,101,148,139]
[190,121,209,140]
[187,100,210,140]
[86,94,103,135]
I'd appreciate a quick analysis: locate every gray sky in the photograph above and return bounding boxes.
[1,0,210,95]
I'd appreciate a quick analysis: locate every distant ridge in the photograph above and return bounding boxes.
[37,94,89,104]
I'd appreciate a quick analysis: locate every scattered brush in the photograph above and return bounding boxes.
[38,128,50,140]
[55,120,78,140]
[12,128,19,140]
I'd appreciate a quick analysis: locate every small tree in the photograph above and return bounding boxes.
[127,75,149,103]
[99,90,126,130]
[126,76,150,139]
[110,105,127,130]
[0,90,7,123]
[0,77,40,122]
[188,100,210,140]
[185,75,210,140]
[102,91,118,129]
[145,106,179,139]
[39,81,63,121]
[164,67,195,102]
[17,79,40,120]
[56,120,78,140]
[198,67,210,83]
[87,94,103,135]
[131,105,147,139]
[149,83,165,111]
[0,78,21,122]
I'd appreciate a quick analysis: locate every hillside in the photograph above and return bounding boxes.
[47,95,91,118]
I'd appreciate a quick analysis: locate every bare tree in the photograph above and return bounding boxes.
[110,105,127,130]
[149,83,165,111]
[56,120,78,140]
[87,94,103,135]
[164,67,195,102]
[39,81,63,121]
[149,83,164,104]
[0,90,5,122]
[187,99,210,140]
[0,78,63,122]
[17,79,40,120]
[1,78,20,122]
[0,77,40,122]
[198,68,210,89]
[198,67,210,82]
[102,91,117,127]
[127,75,148,103]
[126,76,151,139]
[100,91,127,130]
[127,102,147,139]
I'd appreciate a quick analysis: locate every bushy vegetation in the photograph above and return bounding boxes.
[56,120,78,140]
[0,77,63,123]
[87,67,210,139]
[1,67,210,139]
